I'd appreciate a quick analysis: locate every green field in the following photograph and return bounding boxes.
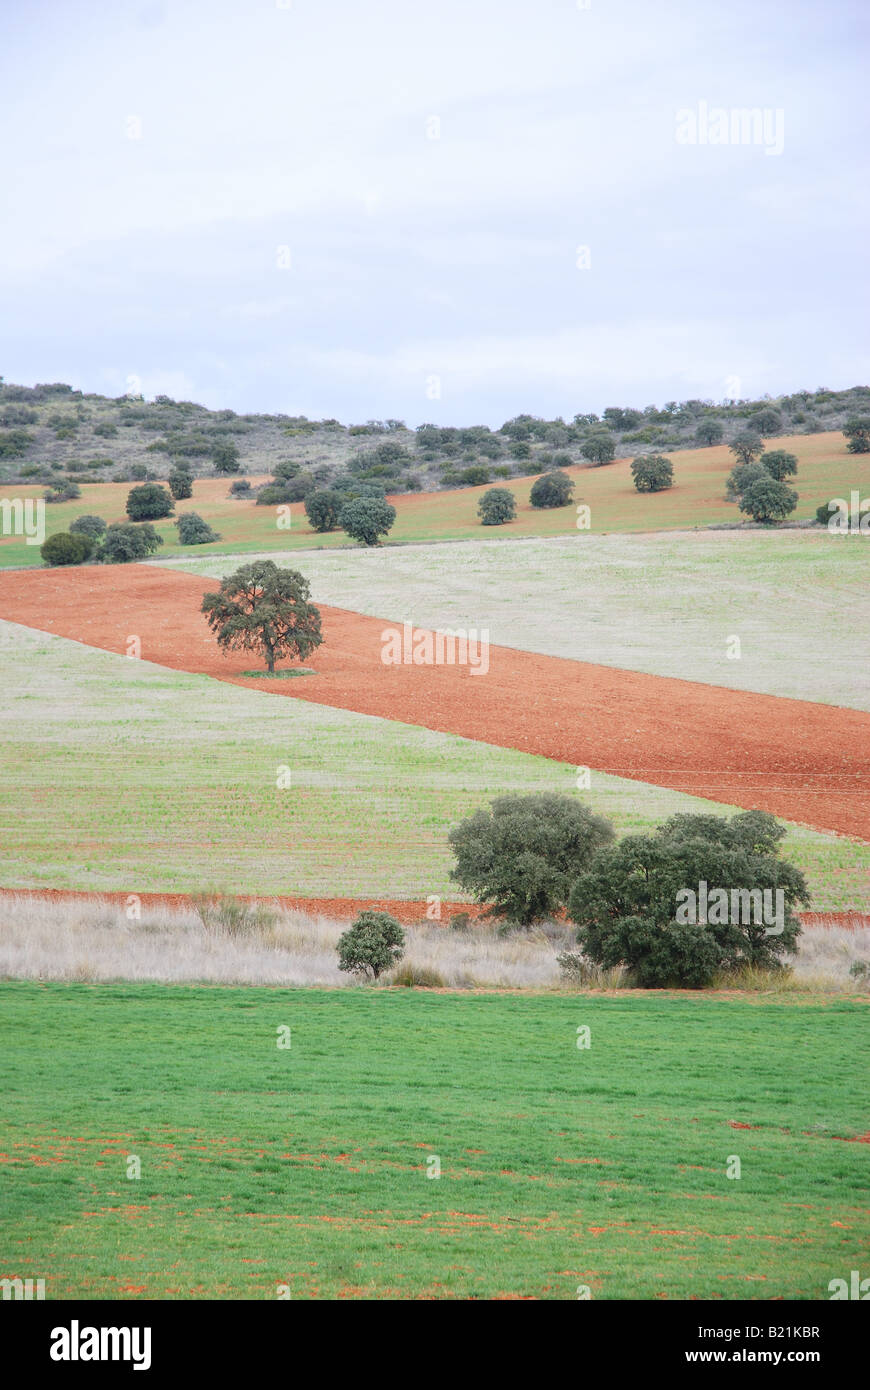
[175,528,870,712]
[1,620,866,905]
[2,431,867,569]
[1,982,866,1299]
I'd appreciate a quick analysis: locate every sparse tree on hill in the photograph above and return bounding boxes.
[304,489,343,532]
[759,449,798,481]
[211,440,241,474]
[126,482,174,521]
[201,560,323,673]
[739,477,798,523]
[631,455,674,493]
[529,469,574,508]
[478,487,517,525]
[168,467,194,500]
[844,416,870,453]
[695,419,724,447]
[729,431,764,466]
[580,433,616,465]
[101,522,163,563]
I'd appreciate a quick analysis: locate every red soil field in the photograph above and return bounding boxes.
[1,564,869,843]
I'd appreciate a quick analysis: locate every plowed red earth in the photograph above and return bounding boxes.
[2,889,863,930]
[2,564,868,842]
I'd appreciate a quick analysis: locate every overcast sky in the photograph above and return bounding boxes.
[1,0,867,426]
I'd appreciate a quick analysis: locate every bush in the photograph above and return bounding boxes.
[229,478,251,495]
[126,483,174,521]
[729,430,763,466]
[168,468,194,500]
[272,460,300,481]
[530,469,574,509]
[93,421,118,437]
[191,892,277,937]
[101,521,163,563]
[340,496,396,546]
[69,514,107,540]
[304,489,342,532]
[391,962,445,988]
[212,440,241,474]
[336,910,405,980]
[695,420,724,447]
[176,512,221,545]
[631,454,673,492]
[40,531,93,566]
[567,809,808,988]
[44,480,81,503]
[449,911,472,932]
[477,487,517,526]
[460,464,491,486]
[739,477,798,523]
[759,449,798,481]
[448,794,615,925]
[0,430,35,459]
[580,433,615,465]
[128,463,148,480]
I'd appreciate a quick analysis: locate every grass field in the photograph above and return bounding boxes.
[174,529,870,712]
[1,982,866,1300]
[2,431,867,569]
[1,620,867,906]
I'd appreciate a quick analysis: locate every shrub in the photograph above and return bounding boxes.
[448,793,615,925]
[568,809,808,988]
[460,464,491,486]
[336,910,405,980]
[304,489,342,532]
[477,487,517,526]
[631,454,673,492]
[390,962,445,988]
[510,441,531,461]
[729,430,763,466]
[101,521,163,563]
[191,892,277,937]
[229,478,251,495]
[739,477,798,523]
[129,464,148,480]
[843,416,870,453]
[40,531,93,566]
[94,421,118,437]
[212,440,241,474]
[201,560,323,673]
[695,420,724,446]
[126,482,174,521]
[340,496,396,546]
[530,469,574,509]
[44,480,81,503]
[168,468,194,500]
[176,512,221,545]
[449,911,472,932]
[69,514,107,540]
[580,433,615,465]
[759,449,798,481]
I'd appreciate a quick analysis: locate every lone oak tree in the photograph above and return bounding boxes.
[201,560,323,674]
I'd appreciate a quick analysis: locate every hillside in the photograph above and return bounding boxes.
[1,377,868,499]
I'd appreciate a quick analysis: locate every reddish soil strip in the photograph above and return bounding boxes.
[3,888,862,930]
[2,564,869,842]
[0,887,478,926]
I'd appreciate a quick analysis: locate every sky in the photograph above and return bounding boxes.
[0,0,867,427]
